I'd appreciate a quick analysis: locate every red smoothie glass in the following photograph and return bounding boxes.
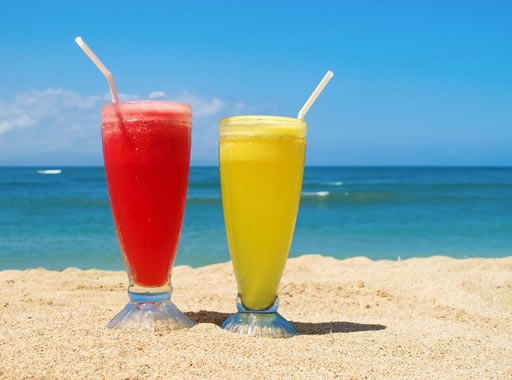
[101,101,194,330]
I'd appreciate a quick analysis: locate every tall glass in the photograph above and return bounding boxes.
[219,116,306,338]
[101,101,194,330]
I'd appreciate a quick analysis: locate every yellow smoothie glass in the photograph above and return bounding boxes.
[219,115,306,338]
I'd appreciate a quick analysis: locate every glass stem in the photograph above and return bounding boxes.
[128,282,172,303]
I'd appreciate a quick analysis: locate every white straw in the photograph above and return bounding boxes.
[74,36,119,103]
[297,70,334,120]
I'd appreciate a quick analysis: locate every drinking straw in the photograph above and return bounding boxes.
[297,71,334,120]
[74,36,119,103]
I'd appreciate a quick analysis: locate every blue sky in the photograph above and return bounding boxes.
[0,1,510,166]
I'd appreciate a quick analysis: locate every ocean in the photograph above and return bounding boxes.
[0,167,511,270]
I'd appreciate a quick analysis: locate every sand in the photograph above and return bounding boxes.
[0,255,511,379]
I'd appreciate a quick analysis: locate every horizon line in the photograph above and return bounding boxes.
[2,164,512,168]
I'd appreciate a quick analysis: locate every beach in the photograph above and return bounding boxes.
[1,254,510,379]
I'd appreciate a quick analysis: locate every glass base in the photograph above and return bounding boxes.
[107,289,194,331]
[221,297,299,338]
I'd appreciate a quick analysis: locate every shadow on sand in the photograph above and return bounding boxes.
[185,310,386,335]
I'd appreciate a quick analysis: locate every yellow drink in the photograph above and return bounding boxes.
[219,116,306,310]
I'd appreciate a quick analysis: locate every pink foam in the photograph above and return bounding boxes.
[102,101,192,123]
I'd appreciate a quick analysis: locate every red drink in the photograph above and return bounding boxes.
[101,101,192,288]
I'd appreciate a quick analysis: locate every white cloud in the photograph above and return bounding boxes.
[0,104,34,135]
[149,91,166,99]
[0,88,269,164]
[176,92,224,117]
[0,89,105,136]
[103,92,139,102]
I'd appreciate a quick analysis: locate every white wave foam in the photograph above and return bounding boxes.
[37,169,62,174]
[303,191,330,197]
[329,181,343,186]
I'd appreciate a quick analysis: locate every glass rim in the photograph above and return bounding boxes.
[219,115,305,124]
[219,115,307,138]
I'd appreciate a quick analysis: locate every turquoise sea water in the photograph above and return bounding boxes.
[0,167,511,270]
